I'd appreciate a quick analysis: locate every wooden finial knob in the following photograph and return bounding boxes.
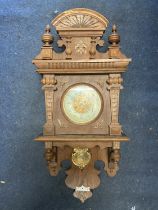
[41,24,53,46]
[112,24,117,33]
[108,24,120,45]
[45,24,51,32]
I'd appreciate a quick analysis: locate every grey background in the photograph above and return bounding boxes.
[0,0,158,210]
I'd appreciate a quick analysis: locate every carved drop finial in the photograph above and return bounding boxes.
[41,24,53,46]
[108,24,120,45]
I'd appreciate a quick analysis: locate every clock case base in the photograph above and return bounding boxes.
[35,134,128,202]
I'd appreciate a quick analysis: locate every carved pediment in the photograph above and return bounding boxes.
[52,8,109,31]
[33,8,131,66]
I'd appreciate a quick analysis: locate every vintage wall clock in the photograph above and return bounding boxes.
[32,8,131,202]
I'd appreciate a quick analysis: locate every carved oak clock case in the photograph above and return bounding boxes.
[32,8,131,202]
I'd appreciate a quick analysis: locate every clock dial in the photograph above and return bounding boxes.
[62,84,102,125]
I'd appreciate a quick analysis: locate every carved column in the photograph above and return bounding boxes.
[107,74,123,135]
[41,75,57,135]
[65,37,72,59]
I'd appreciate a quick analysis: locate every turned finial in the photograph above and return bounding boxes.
[112,24,117,33]
[108,24,120,45]
[45,24,51,33]
[41,24,53,46]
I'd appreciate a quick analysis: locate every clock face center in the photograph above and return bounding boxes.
[62,84,103,125]
[73,93,91,113]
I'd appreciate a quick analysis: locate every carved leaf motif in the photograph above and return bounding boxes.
[57,81,68,89]
[95,80,105,89]
[75,40,87,55]
[93,120,104,129]
[57,39,65,47]
[97,39,104,46]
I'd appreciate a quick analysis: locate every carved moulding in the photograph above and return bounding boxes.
[33,8,131,202]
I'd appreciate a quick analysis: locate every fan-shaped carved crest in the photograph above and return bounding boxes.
[55,14,103,29]
[52,8,108,30]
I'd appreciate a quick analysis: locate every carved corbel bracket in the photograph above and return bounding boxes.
[106,142,121,177]
[45,145,58,176]
[45,143,72,176]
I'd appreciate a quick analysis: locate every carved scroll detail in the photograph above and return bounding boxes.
[93,119,104,128]
[58,37,72,59]
[94,79,105,89]
[89,37,104,59]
